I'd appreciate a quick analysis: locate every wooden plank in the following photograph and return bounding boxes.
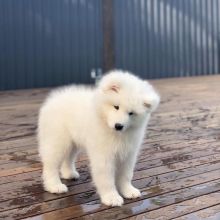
[0,138,219,179]
[0,112,218,145]
[7,170,220,219]
[130,192,220,220]
[0,88,48,106]
[174,203,220,220]
[0,136,217,168]
[0,75,220,219]
[0,118,217,151]
[0,117,217,168]
[0,96,219,143]
[1,156,220,218]
[71,178,220,220]
[1,106,219,144]
[0,163,41,177]
[1,159,220,214]
[0,136,36,151]
[1,144,220,196]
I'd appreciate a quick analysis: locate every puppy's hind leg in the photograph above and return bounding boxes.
[40,140,70,194]
[60,144,80,180]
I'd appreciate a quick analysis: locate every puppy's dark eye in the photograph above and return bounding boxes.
[114,105,119,110]
[129,112,134,116]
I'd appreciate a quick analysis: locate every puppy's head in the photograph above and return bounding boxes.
[95,70,160,132]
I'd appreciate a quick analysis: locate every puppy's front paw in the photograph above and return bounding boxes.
[44,183,68,194]
[101,192,124,206]
[120,184,141,199]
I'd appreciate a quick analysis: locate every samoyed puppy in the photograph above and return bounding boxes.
[38,70,160,206]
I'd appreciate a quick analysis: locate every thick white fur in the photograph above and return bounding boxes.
[38,70,160,206]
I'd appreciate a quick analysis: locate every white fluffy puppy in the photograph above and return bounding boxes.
[38,70,160,206]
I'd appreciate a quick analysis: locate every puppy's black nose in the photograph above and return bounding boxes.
[115,123,123,131]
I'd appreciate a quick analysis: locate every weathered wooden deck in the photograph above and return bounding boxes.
[0,76,220,220]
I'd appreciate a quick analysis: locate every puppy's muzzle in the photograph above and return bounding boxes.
[115,123,123,131]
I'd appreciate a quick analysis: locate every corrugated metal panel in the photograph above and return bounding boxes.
[1,0,220,90]
[0,0,103,90]
[114,0,220,79]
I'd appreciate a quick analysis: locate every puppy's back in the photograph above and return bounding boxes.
[38,85,95,145]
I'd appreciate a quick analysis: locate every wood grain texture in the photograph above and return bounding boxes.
[0,75,220,219]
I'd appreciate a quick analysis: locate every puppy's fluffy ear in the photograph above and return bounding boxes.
[144,91,160,112]
[98,72,123,93]
[107,84,120,93]
[144,102,152,109]
[101,81,120,93]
